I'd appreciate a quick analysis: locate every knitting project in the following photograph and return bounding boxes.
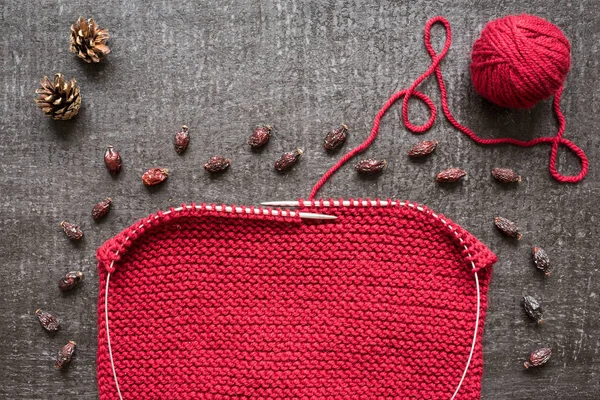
[97,199,496,399]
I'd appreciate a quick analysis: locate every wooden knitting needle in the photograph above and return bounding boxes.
[170,205,337,220]
[262,200,403,207]
[295,212,337,220]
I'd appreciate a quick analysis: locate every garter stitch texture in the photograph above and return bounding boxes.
[97,200,496,399]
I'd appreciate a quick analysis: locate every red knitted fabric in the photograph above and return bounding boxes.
[97,200,496,399]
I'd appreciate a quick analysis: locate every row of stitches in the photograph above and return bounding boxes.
[123,259,470,281]
[122,245,464,267]
[107,291,476,314]
[110,342,473,363]
[108,283,474,306]
[111,266,471,289]
[108,302,475,325]
[107,325,473,349]
[103,386,454,399]
[108,356,469,377]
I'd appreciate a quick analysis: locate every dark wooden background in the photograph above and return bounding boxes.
[1,1,598,398]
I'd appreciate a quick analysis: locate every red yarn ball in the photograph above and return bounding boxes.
[470,14,571,109]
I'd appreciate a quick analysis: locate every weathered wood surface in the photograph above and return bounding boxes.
[0,1,598,398]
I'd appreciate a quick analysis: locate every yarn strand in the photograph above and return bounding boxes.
[308,16,588,200]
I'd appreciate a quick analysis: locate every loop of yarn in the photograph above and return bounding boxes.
[309,15,588,200]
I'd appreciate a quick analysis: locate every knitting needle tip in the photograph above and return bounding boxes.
[261,201,336,219]
[298,212,337,220]
[261,200,300,207]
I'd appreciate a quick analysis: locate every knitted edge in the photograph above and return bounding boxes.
[96,199,497,275]
[297,198,497,274]
[95,202,302,274]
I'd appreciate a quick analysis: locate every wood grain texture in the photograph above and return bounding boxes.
[0,0,598,398]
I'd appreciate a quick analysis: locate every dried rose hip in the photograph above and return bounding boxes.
[355,159,387,174]
[524,347,552,369]
[248,125,272,148]
[532,246,551,276]
[58,271,84,291]
[60,221,83,240]
[104,145,122,175]
[174,125,190,154]
[408,140,438,157]
[35,309,60,332]
[274,149,303,172]
[522,295,544,323]
[436,167,466,182]
[142,168,169,186]
[204,156,231,173]
[56,340,76,369]
[323,124,348,151]
[492,168,521,183]
[92,197,112,220]
[494,216,522,240]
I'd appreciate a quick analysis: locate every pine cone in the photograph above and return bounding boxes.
[34,73,81,120]
[69,17,110,63]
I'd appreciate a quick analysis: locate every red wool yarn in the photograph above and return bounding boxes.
[97,202,496,399]
[95,15,586,400]
[470,14,571,109]
[309,15,587,199]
